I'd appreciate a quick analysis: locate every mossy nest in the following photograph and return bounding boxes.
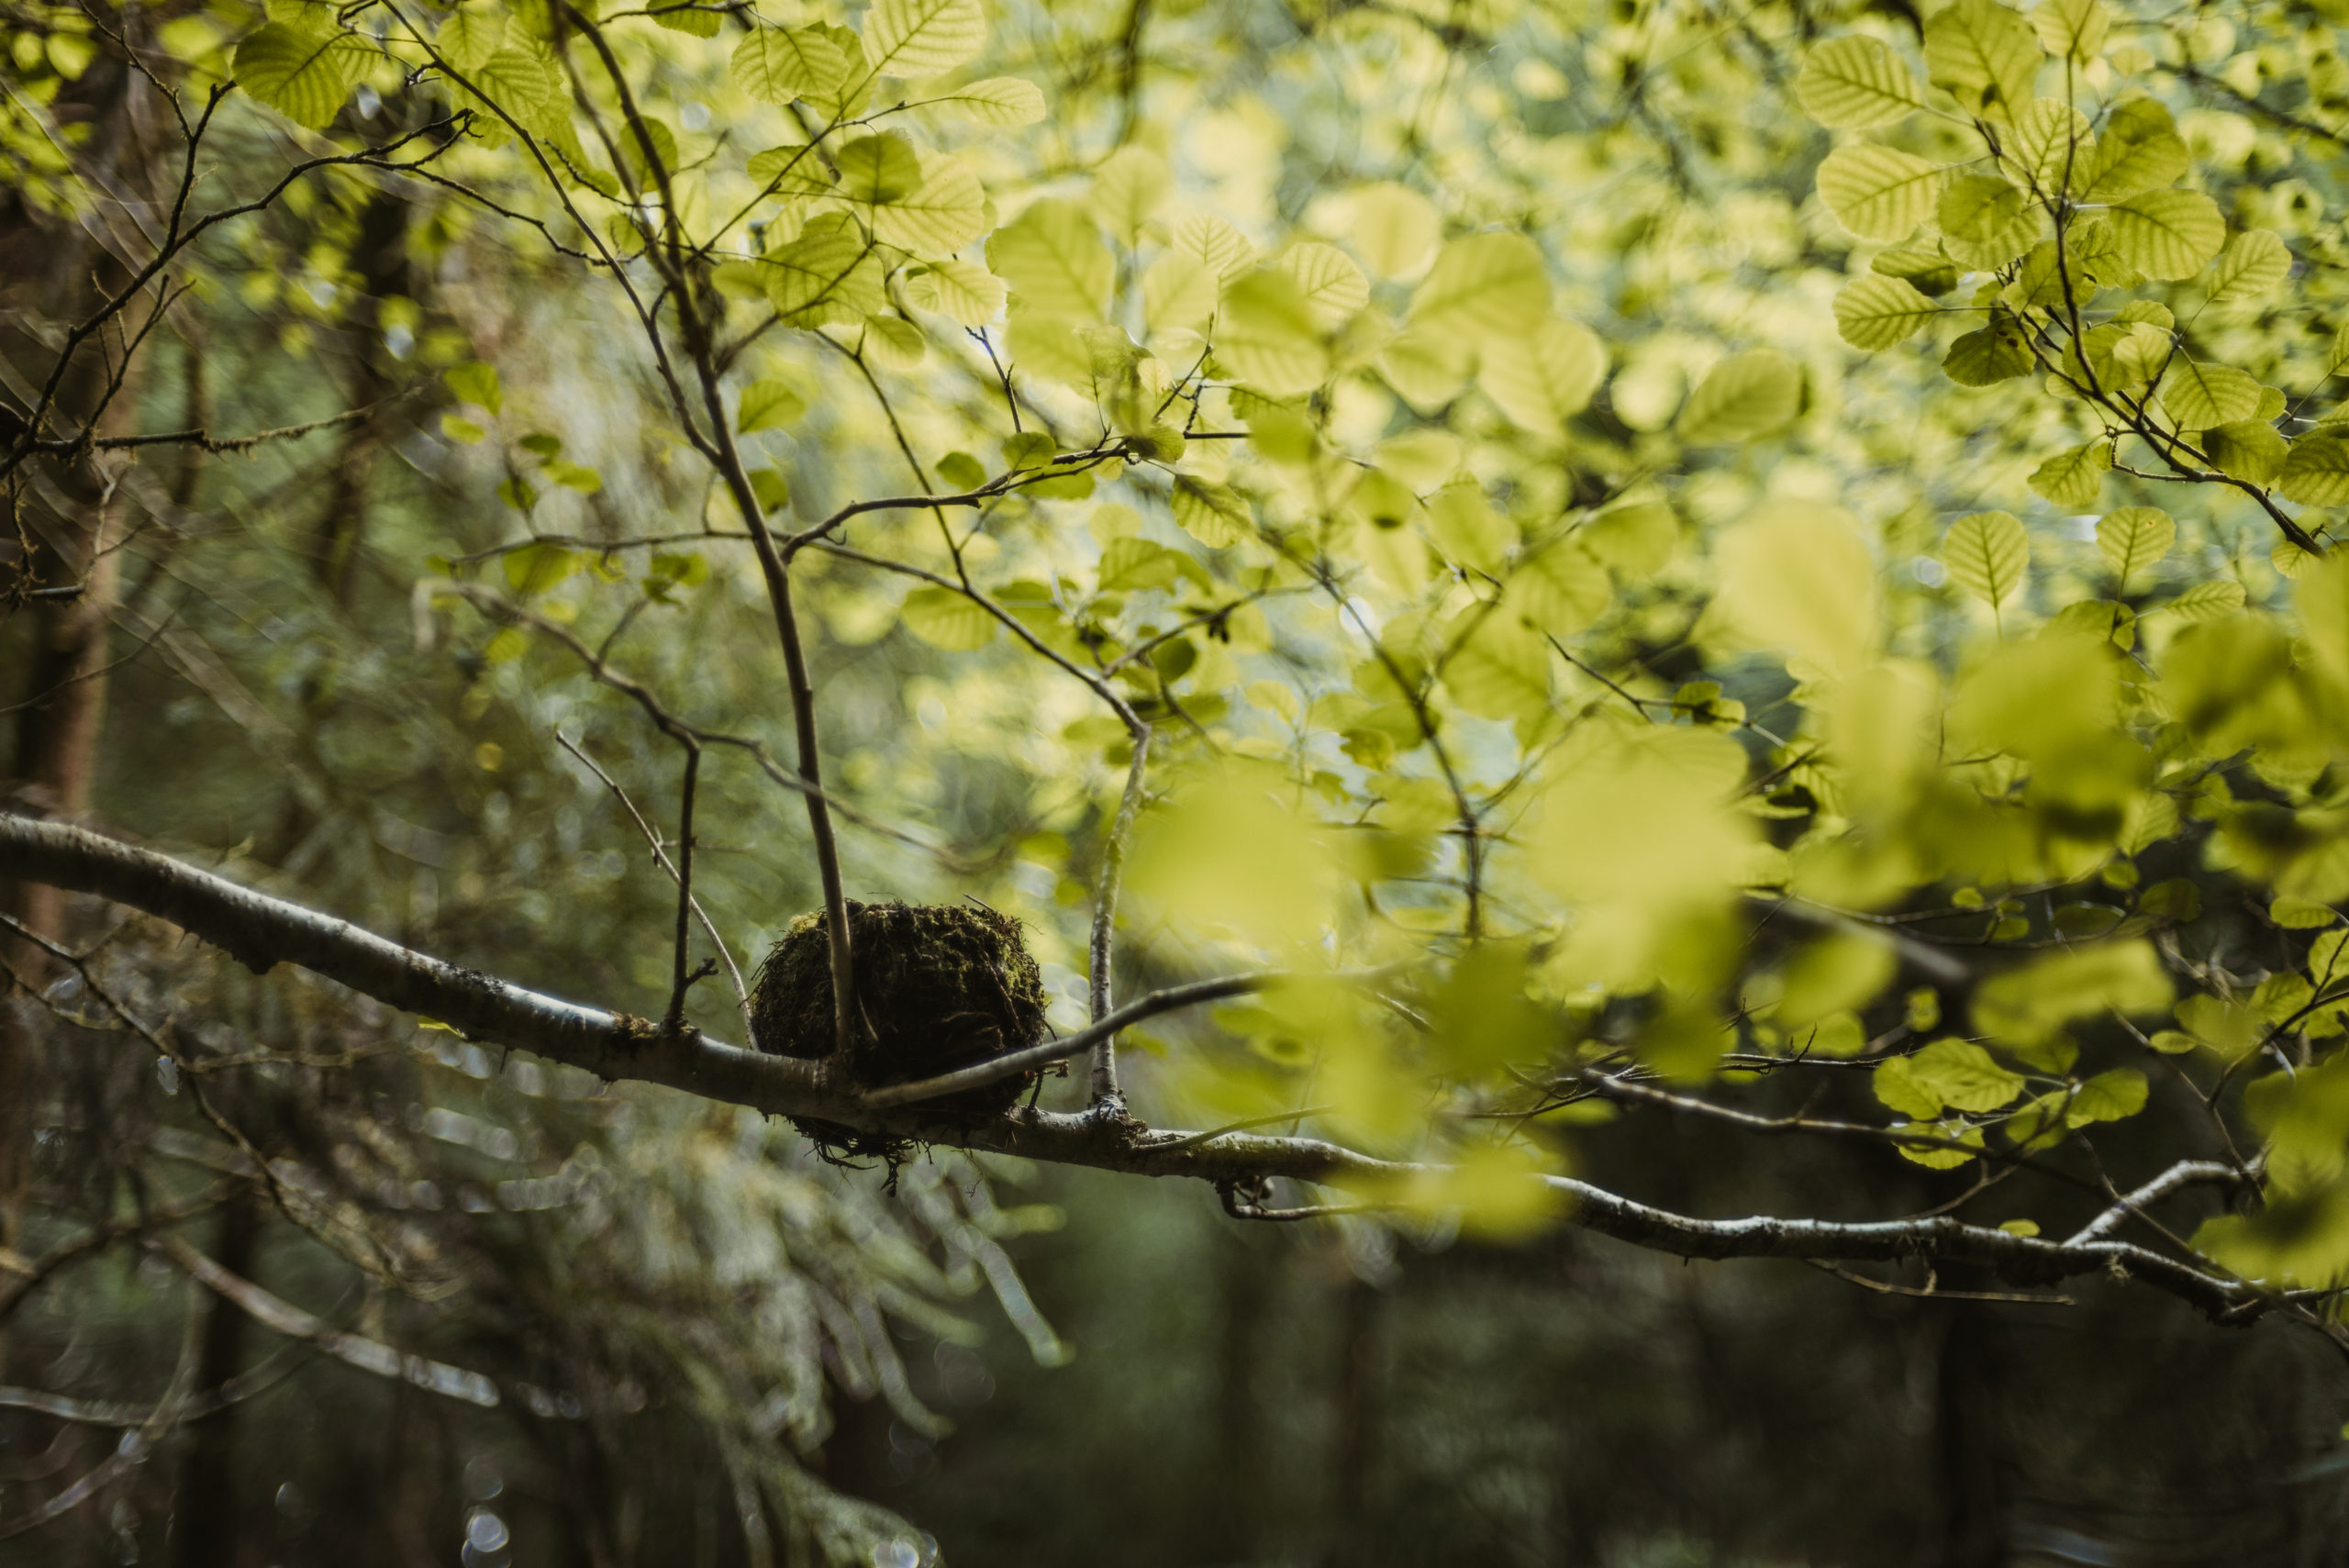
[750,899,1050,1162]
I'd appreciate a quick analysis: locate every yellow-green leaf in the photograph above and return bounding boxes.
[2208,229,2291,303]
[2028,441,2109,506]
[730,28,844,106]
[1408,233,1551,341]
[1216,269,1329,396]
[1925,0,2041,121]
[737,377,807,433]
[2158,359,2261,429]
[1675,350,1800,444]
[1277,242,1370,332]
[2081,99,2188,201]
[1941,509,2029,607]
[861,0,985,79]
[1937,172,2034,268]
[901,585,996,650]
[2106,189,2224,280]
[1795,35,1927,128]
[1091,146,1172,248]
[235,22,365,128]
[2002,97,2094,194]
[870,156,987,255]
[900,258,1007,326]
[1171,477,1253,548]
[2030,0,2110,64]
[2280,432,2349,506]
[1479,317,1606,441]
[1832,273,1938,350]
[2202,419,2287,486]
[922,76,1043,125]
[2164,579,2246,621]
[1817,144,1943,242]
[987,199,1112,321]
[1902,1040,2028,1114]
[1349,183,1441,280]
[2095,506,2173,585]
[437,4,506,71]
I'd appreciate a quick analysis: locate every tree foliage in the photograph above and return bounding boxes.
[8,0,2349,1551]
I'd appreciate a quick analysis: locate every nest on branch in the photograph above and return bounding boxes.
[749,899,1051,1164]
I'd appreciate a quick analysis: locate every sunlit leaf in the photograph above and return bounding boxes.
[1816,144,1943,242]
[1795,36,1927,128]
[1940,510,2029,609]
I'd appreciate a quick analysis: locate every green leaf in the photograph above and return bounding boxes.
[900,258,1008,327]
[1795,36,1927,128]
[832,131,922,206]
[1349,183,1441,280]
[1943,313,2032,385]
[737,378,807,433]
[860,0,985,79]
[2163,579,2246,621]
[1973,941,2174,1045]
[763,234,883,328]
[730,28,846,106]
[618,116,677,189]
[1906,1039,2030,1114]
[1277,242,1371,332]
[2203,419,2288,486]
[1407,233,1552,341]
[901,585,996,651]
[2280,432,2349,506]
[869,157,987,255]
[1171,477,1253,548]
[1872,242,1962,295]
[1092,146,1173,249]
[2158,359,2262,429]
[437,5,507,71]
[1941,510,2029,607]
[1003,431,1055,471]
[2081,99,2188,201]
[1833,273,1938,350]
[2209,229,2292,302]
[1938,172,2034,267]
[1169,214,1255,285]
[1924,0,2041,121]
[2067,1068,2148,1125]
[747,468,790,513]
[445,361,502,414]
[1816,144,1943,242]
[2095,506,2174,586]
[1479,317,1605,440]
[650,3,722,36]
[2030,0,2110,64]
[744,147,836,203]
[2001,98,2094,195]
[1675,350,1800,443]
[987,199,1113,321]
[922,76,1044,125]
[504,542,578,595]
[235,22,365,128]
[2106,190,2225,281]
[1216,269,1329,396]
[468,44,563,129]
[2028,441,2109,507]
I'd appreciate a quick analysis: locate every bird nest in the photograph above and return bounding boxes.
[749,899,1050,1163]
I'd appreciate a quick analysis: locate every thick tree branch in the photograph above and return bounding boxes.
[0,815,2276,1322]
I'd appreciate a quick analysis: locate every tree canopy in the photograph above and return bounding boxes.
[7,0,2349,1553]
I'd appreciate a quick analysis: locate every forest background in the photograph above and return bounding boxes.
[6,0,2349,1560]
